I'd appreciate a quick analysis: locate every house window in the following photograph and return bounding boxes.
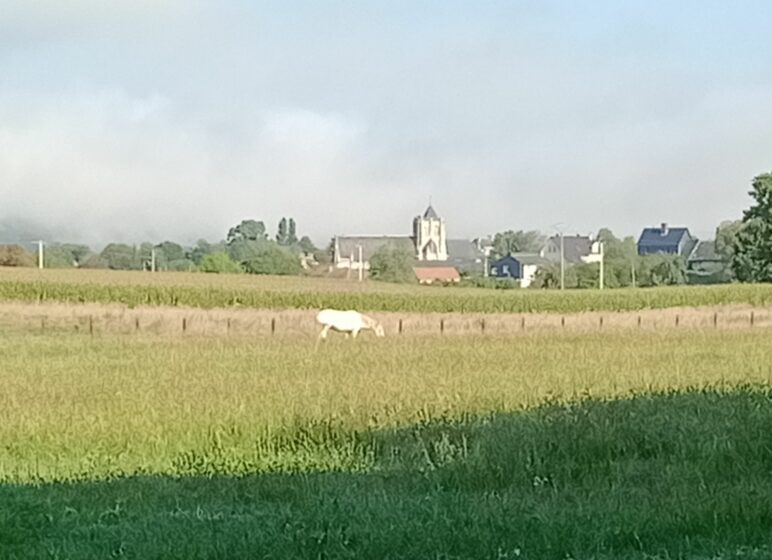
[502,265,510,275]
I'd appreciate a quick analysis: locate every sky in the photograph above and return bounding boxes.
[1,0,771,247]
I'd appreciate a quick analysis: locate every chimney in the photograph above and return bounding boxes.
[661,222,669,236]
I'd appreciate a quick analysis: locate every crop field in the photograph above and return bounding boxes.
[3,325,772,559]
[3,266,772,313]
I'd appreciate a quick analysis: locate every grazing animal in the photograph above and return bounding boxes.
[316,309,385,340]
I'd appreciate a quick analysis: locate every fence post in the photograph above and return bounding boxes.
[89,315,93,336]
[182,317,187,333]
[561,316,565,328]
[675,315,679,328]
[227,318,231,333]
[751,311,755,327]
[440,318,445,335]
[713,312,718,328]
[481,318,486,334]
[135,317,140,332]
[398,319,403,335]
[637,315,642,328]
[521,316,525,330]
[599,316,603,329]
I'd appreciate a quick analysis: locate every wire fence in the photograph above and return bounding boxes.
[1,302,770,338]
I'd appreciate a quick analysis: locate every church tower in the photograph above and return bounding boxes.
[413,204,448,261]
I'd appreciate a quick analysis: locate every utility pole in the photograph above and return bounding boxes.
[37,240,44,269]
[357,245,363,282]
[599,241,605,290]
[560,232,565,290]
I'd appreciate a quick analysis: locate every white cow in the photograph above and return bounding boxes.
[316,309,385,340]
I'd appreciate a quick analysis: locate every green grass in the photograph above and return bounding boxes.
[2,266,772,313]
[2,330,772,558]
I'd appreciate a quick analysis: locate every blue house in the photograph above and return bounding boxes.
[637,223,697,257]
[489,254,549,288]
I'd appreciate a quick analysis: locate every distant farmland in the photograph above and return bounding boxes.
[1,267,772,314]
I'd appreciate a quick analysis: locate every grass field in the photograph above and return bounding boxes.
[2,328,772,558]
[3,266,772,313]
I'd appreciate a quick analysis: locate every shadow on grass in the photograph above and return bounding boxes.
[3,388,772,559]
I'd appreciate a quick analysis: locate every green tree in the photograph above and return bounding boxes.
[277,217,300,246]
[100,243,141,270]
[369,247,415,283]
[227,220,267,244]
[188,239,228,265]
[733,173,772,282]
[298,235,316,254]
[241,244,302,275]
[199,252,243,273]
[43,243,92,268]
[492,230,545,258]
[637,254,687,286]
[715,220,744,263]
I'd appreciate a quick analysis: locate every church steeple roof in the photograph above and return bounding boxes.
[423,205,439,219]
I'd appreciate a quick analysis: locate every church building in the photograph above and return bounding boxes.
[333,205,482,274]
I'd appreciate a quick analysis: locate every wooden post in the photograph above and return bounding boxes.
[521,316,525,330]
[751,311,755,327]
[599,316,603,329]
[135,317,140,332]
[440,318,445,334]
[398,319,403,334]
[637,315,642,328]
[481,318,486,334]
[89,315,93,336]
[271,317,276,335]
[675,315,680,328]
[561,316,565,328]
[713,312,718,328]
[182,317,187,333]
[41,317,45,332]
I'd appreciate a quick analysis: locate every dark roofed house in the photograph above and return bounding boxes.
[489,253,550,288]
[541,235,601,264]
[638,223,696,256]
[446,239,485,274]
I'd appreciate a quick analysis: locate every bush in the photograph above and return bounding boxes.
[0,245,35,267]
[200,252,243,274]
[369,247,415,283]
[241,244,302,275]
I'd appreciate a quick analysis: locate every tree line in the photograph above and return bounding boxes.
[0,218,326,275]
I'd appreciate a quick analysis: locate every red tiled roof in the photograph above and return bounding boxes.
[413,266,460,282]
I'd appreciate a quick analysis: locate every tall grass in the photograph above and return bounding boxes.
[1,330,771,483]
[3,330,772,558]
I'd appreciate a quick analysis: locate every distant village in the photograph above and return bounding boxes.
[332,204,724,287]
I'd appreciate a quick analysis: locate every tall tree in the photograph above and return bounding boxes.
[288,218,298,246]
[715,220,744,262]
[492,230,545,258]
[276,218,289,245]
[227,220,267,244]
[733,173,772,282]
